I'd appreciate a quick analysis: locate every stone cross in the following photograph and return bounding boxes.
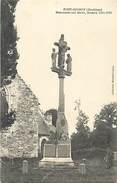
[51,35,72,140]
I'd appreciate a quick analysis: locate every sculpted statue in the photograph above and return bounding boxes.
[66,54,72,72]
[54,34,70,68]
[51,48,58,68]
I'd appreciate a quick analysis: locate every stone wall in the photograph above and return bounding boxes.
[0,75,45,157]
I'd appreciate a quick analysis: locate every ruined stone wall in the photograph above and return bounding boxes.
[0,75,44,157]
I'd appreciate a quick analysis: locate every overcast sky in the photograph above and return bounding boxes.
[16,0,117,135]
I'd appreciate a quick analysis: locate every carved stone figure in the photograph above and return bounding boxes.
[54,34,70,68]
[66,54,72,72]
[51,48,57,68]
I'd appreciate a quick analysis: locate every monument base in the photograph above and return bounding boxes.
[39,157,74,168]
[39,142,74,168]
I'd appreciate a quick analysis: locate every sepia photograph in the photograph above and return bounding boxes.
[0,0,117,182]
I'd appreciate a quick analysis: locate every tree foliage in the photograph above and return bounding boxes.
[94,102,117,128]
[0,0,19,129]
[90,122,112,148]
[76,110,90,134]
[0,89,8,121]
[71,110,90,151]
[1,0,19,86]
[91,102,117,148]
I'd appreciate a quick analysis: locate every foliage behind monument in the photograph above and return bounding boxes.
[1,0,19,86]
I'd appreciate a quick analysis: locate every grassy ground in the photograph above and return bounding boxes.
[1,158,117,183]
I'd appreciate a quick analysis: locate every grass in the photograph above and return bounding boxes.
[1,158,117,183]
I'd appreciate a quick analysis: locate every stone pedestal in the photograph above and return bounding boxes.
[39,142,74,168]
[79,163,86,175]
[22,160,28,174]
[113,152,117,166]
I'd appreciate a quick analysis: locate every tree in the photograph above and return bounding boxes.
[91,122,112,148]
[94,102,117,128]
[1,0,19,86]
[0,0,19,129]
[92,102,117,148]
[71,109,90,151]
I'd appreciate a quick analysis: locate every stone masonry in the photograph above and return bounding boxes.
[0,74,50,157]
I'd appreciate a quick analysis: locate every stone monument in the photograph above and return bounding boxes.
[39,34,73,167]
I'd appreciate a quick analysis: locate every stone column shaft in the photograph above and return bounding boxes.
[58,78,65,112]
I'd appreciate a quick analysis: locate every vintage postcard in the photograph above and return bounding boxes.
[0,0,117,182]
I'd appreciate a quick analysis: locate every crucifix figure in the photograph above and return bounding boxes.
[66,54,72,72]
[54,34,70,68]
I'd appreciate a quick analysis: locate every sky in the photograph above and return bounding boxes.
[16,0,117,135]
